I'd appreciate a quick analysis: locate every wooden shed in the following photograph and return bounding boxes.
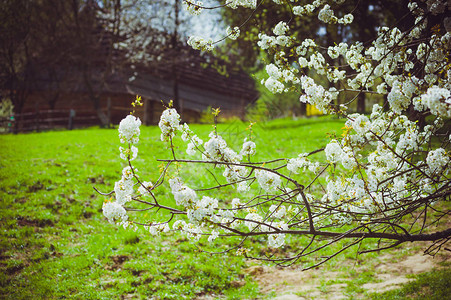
[12,49,258,132]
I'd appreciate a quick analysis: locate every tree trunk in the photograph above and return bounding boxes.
[299,102,307,116]
[171,0,182,120]
[92,95,109,127]
[357,93,365,114]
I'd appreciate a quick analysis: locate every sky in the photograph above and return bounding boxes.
[147,0,225,41]
[188,3,225,41]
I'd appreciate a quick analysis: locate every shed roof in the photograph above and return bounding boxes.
[30,46,258,113]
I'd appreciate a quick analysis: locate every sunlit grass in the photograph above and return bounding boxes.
[0,116,343,299]
[2,116,446,299]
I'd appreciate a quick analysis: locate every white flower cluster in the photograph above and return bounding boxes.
[338,13,354,25]
[119,145,138,161]
[180,123,203,156]
[261,0,451,123]
[226,26,240,40]
[202,132,256,189]
[317,4,352,24]
[269,204,286,218]
[426,148,449,176]
[119,115,141,144]
[187,36,213,51]
[245,205,291,248]
[227,0,256,9]
[257,33,276,50]
[324,140,343,163]
[387,79,417,114]
[244,212,263,231]
[264,64,284,93]
[240,138,256,157]
[148,223,170,236]
[287,153,320,174]
[420,86,451,118]
[183,0,203,15]
[102,167,136,225]
[203,132,240,162]
[257,20,295,53]
[327,42,348,59]
[137,181,153,196]
[299,76,335,112]
[168,177,241,241]
[103,114,144,226]
[318,4,336,24]
[169,177,198,208]
[103,0,451,255]
[159,108,181,141]
[255,169,281,192]
[103,201,128,224]
[267,222,288,248]
[292,1,322,16]
[273,21,289,36]
[315,101,451,219]
[187,196,218,223]
[160,109,258,192]
[173,220,204,241]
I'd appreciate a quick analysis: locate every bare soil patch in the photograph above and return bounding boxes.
[251,251,449,299]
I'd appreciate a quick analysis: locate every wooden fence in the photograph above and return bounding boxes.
[0,103,246,133]
[0,109,102,133]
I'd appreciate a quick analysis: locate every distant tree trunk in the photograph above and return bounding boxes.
[11,88,28,134]
[383,95,390,112]
[95,105,109,126]
[408,104,427,129]
[299,102,307,116]
[47,93,59,110]
[81,65,109,127]
[357,93,365,114]
[173,70,181,116]
[171,0,182,120]
[70,0,114,128]
[86,85,109,127]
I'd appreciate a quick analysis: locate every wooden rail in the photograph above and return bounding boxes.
[1,109,102,133]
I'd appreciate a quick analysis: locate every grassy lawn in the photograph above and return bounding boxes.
[0,116,448,299]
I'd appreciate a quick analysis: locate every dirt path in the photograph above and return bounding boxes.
[250,250,449,299]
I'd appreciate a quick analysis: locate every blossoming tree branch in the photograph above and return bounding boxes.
[100,0,451,269]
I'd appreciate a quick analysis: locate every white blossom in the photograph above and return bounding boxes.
[273,21,289,36]
[159,108,181,141]
[421,86,451,118]
[318,4,335,23]
[119,115,141,144]
[119,145,138,161]
[325,140,343,163]
[244,212,263,231]
[255,169,281,192]
[103,201,128,224]
[169,177,198,207]
[226,26,240,40]
[187,36,213,51]
[426,148,449,175]
[240,139,256,157]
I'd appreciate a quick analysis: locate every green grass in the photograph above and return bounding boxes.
[0,117,343,299]
[0,115,447,299]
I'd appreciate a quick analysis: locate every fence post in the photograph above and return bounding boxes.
[107,97,111,127]
[68,109,76,130]
[36,111,40,132]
